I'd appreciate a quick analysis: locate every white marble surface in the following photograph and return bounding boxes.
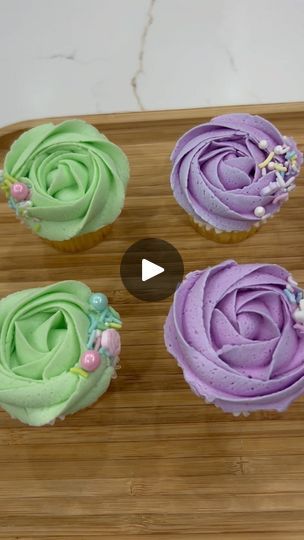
[0,0,304,127]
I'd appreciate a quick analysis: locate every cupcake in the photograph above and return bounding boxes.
[170,113,302,243]
[164,260,304,415]
[0,120,129,252]
[0,281,122,426]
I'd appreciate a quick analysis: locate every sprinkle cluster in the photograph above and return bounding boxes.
[254,137,299,222]
[70,293,122,379]
[0,172,41,232]
[283,275,304,335]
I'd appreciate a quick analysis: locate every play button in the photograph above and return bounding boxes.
[120,238,184,302]
[142,259,164,282]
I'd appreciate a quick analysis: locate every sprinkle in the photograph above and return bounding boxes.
[296,291,303,303]
[286,283,294,292]
[274,164,287,172]
[32,223,41,232]
[282,145,290,154]
[258,139,268,149]
[262,167,267,176]
[87,329,96,349]
[272,193,288,205]
[94,335,101,351]
[288,275,298,287]
[283,288,297,303]
[287,184,296,193]
[286,151,297,159]
[105,322,122,330]
[267,161,275,171]
[284,176,295,188]
[275,171,286,188]
[258,151,275,169]
[261,182,280,196]
[254,206,266,218]
[109,306,121,320]
[70,367,89,378]
[293,323,304,334]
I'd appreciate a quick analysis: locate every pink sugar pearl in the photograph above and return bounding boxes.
[10,182,30,201]
[80,350,101,372]
[101,328,121,357]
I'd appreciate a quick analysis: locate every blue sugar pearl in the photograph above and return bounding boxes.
[89,293,108,312]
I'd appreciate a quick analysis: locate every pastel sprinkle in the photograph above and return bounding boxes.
[275,171,286,188]
[262,167,267,176]
[288,275,298,287]
[283,289,297,303]
[296,291,303,303]
[293,323,304,334]
[261,182,280,196]
[272,192,288,205]
[70,367,89,378]
[286,151,296,159]
[274,164,287,172]
[105,322,122,330]
[258,151,275,169]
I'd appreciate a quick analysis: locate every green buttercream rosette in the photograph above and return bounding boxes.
[0,281,116,426]
[4,120,129,240]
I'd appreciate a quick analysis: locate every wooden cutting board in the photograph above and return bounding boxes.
[0,102,304,539]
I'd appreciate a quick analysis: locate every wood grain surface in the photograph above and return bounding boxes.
[0,102,304,539]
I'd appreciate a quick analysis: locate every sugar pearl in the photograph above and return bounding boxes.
[10,182,30,202]
[254,206,266,218]
[258,139,268,149]
[274,145,283,155]
[267,161,275,171]
[80,350,101,372]
[89,293,108,312]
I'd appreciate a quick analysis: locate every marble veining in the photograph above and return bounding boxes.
[0,0,303,127]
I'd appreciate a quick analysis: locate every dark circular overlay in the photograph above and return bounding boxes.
[120,238,184,302]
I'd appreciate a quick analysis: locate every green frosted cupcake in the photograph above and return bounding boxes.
[0,281,122,426]
[1,120,129,252]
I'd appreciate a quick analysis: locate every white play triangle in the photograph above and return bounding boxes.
[141,258,164,282]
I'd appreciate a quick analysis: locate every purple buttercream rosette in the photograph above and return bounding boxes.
[171,113,302,232]
[164,260,304,414]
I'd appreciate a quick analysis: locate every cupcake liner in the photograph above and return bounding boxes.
[42,224,113,253]
[190,216,259,244]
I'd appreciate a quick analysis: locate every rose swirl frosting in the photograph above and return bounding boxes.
[0,281,122,426]
[171,113,302,231]
[164,260,304,414]
[1,120,129,240]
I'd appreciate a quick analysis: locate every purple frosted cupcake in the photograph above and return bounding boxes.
[170,113,302,243]
[164,260,304,415]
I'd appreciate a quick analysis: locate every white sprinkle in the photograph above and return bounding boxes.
[254,206,266,218]
[286,184,296,193]
[286,283,294,292]
[275,171,286,188]
[288,275,298,287]
[282,145,290,153]
[261,182,280,196]
[262,167,267,176]
[274,145,283,155]
[214,228,222,234]
[268,161,275,170]
[284,176,296,188]
[258,139,268,149]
